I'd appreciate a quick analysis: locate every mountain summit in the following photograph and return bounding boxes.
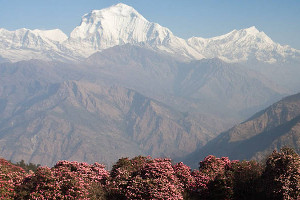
[0,3,299,63]
[66,3,201,59]
[187,26,298,63]
[0,28,69,62]
[69,3,150,47]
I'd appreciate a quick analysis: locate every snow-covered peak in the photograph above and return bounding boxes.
[192,26,270,42]
[187,26,294,63]
[70,3,148,40]
[0,28,67,43]
[244,26,259,35]
[0,28,73,62]
[92,3,146,20]
[236,26,273,44]
[67,3,202,59]
[0,4,299,64]
[32,29,68,42]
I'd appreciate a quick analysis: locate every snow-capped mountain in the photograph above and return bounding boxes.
[188,26,300,63]
[64,3,202,59]
[0,3,299,63]
[0,28,72,62]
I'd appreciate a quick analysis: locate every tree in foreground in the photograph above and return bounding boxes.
[263,147,300,199]
[191,155,265,200]
[230,160,264,199]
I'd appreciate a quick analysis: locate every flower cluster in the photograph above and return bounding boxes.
[199,155,232,178]
[15,160,109,199]
[263,147,300,199]
[109,156,184,199]
[0,158,25,199]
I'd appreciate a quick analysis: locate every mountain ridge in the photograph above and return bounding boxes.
[185,92,300,168]
[0,41,295,168]
[82,45,288,119]
[0,3,299,63]
[0,79,219,167]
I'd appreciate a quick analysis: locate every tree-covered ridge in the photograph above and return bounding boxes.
[0,147,299,199]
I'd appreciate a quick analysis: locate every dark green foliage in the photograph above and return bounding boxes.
[230,160,264,200]
[88,183,109,200]
[14,160,40,173]
[207,173,234,200]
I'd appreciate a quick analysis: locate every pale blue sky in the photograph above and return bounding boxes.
[0,0,299,49]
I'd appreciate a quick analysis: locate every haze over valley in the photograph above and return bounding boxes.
[0,3,299,167]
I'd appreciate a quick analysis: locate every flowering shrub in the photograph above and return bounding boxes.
[0,148,299,199]
[199,155,232,178]
[263,147,300,199]
[173,162,210,199]
[109,156,149,199]
[173,162,195,190]
[109,156,184,199]
[15,160,109,199]
[0,158,25,199]
[197,155,234,199]
[187,170,210,199]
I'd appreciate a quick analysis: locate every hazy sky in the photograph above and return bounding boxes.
[0,0,299,49]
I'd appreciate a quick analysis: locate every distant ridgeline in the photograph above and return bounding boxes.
[0,147,299,199]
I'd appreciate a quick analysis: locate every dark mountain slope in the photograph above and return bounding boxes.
[186,93,300,168]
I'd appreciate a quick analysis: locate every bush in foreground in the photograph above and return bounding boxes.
[263,147,300,199]
[0,147,299,199]
[108,156,184,199]
[15,161,109,199]
[0,158,25,199]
